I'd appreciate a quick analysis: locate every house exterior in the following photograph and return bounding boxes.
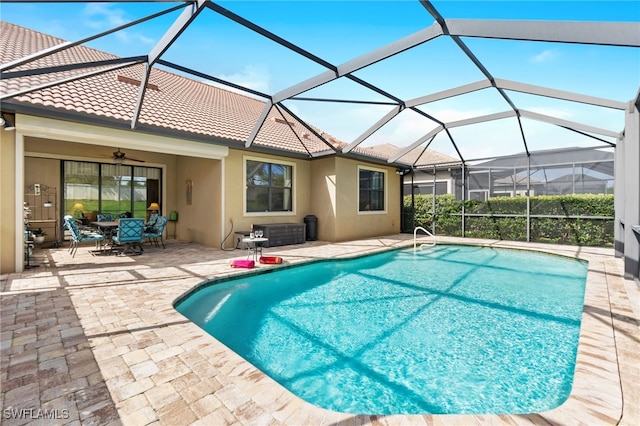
[0,22,411,273]
[366,143,460,197]
[465,147,615,200]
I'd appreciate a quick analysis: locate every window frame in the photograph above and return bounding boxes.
[63,160,162,219]
[243,156,296,216]
[404,179,450,196]
[357,165,387,214]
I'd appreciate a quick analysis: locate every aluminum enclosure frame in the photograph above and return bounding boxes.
[1,0,639,280]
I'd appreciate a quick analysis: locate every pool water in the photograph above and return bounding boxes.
[175,245,588,415]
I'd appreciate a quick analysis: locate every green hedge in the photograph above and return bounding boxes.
[403,193,614,247]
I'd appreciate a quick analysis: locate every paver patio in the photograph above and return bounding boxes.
[1,235,638,425]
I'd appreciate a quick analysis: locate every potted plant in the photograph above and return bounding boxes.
[32,228,47,244]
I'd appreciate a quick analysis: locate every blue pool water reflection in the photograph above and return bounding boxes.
[175,245,588,415]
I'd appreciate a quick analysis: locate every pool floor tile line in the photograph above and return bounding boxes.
[1,236,638,425]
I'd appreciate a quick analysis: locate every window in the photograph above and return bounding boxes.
[359,167,385,212]
[405,181,448,195]
[468,190,488,201]
[64,161,162,218]
[246,159,293,212]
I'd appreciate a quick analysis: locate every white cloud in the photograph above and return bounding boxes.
[82,3,154,46]
[525,106,574,120]
[216,64,272,94]
[530,49,560,63]
[83,3,127,29]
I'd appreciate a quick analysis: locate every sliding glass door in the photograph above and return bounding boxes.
[64,161,161,220]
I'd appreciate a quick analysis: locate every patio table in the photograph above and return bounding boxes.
[242,237,268,262]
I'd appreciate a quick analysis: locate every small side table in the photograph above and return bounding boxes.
[242,237,268,261]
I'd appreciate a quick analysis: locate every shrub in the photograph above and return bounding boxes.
[403,193,613,247]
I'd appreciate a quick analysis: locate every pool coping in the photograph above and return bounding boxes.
[1,235,637,425]
[169,237,627,424]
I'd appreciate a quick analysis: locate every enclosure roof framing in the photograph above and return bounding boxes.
[0,0,638,167]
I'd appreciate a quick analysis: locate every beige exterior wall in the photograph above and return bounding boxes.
[221,149,312,248]
[222,152,400,245]
[22,137,180,220]
[310,157,338,242]
[1,114,403,273]
[0,129,17,273]
[0,113,228,273]
[175,156,222,246]
[24,156,61,245]
[333,157,401,241]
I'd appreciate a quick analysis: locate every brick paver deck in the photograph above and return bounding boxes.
[1,235,638,425]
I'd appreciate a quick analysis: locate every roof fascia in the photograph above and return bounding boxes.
[17,113,229,160]
[338,150,411,169]
[6,101,323,160]
[446,19,640,47]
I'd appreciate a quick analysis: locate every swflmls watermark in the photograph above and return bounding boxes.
[3,408,70,420]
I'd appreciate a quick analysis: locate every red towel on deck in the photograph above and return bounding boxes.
[230,259,255,268]
[259,256,283,264]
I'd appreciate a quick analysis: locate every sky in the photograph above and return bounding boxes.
[1,0,639,162]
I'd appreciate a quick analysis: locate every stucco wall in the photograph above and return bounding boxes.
[0,132,181,273]
[222,149,312,248]
[1,114,404,272]
[0,130,16,274]
[333,157,401,241]
[22,137,179,217]
[175,156,222,246]
[24,157,61,245]
[309,157,337,242]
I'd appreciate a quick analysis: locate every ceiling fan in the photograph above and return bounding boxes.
[112,148,145,163]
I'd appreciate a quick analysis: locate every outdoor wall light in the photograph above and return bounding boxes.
[1,113,16,131]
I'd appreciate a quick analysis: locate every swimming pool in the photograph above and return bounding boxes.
[174,244,588,415]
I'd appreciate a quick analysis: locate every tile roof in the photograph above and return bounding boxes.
[364,143,460,167]
[1,21,453,166]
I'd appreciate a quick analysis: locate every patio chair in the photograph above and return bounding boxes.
[109,218,145,256]
[63,215,105,257]
[143,215,168,248]
[97,213,115,222]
